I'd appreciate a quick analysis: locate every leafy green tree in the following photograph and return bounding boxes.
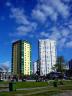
[52,56,66,73]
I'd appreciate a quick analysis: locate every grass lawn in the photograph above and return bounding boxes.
[0,81,9,84]
[12,80,72,89]
[0,85,72,96]
[15,82,48,88]
[0,80,72,96]
[0,86,63,96]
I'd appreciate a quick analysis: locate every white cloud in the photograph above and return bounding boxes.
[8,0,72,50]
[49,32,61,40]
[49,27,62,40]
[60,38,66,43]
[6,2,12,7]
[39,25,71,49]
[0,61,10,72]
[32,9,46,22]
[66,41,72,48]
[49,0,69,18]
[32,0,69,23]
[10,7,30,25]
[1,61,10,66]
[68,20,72,30]
[16,26,32,36]
[15,22,37,36]
[32,3,57,22]
[41,4,58,21]
[58,38,67,48]
[69,24,72,30]
[41,0,69,17]
[61,28,70,37]
[39,28,69,49]
[9,7,37,36]
[40,32,49,37]
[46,26,72,49]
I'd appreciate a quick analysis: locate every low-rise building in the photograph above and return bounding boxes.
[33,60,40,75]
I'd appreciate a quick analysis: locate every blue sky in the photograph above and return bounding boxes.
[0,0,72,68]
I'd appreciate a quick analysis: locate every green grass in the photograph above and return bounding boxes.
[62,80,72,85]
[48,80,72,86]
[0,80,72,96]
[0,87,62,96]
[0,85,72,96]
[0,81,9,84]
[0,80,72,89]
[29,90,63,96]
[0,81,48,88]
[0,86,69,96]
[15,82,48,88]
[13,80,72,89]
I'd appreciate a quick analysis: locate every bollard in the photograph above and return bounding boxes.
[59,80,63,85]
[53,80,58,87]
[9,82,16,91]
[9,82,13,91]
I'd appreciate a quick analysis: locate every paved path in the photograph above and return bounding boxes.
[0,87,72,96]
[16,90,72,96]
[16,89,51,96]
[0,84,9,92]
[0,85,72,96]
[0,88,9,92]
[0,84,8,87]
[0,86,48,92]
[53,91,72,96]
[17,86,48,91]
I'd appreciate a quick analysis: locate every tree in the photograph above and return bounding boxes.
[52,56,66,73]
[65,69,72,78]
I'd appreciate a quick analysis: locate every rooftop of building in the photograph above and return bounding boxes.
[39,39,56,43]
[12,40,31,45]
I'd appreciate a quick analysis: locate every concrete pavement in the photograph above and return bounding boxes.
[53,91,72,96]
[0,86,48,92]
[0,88,9,92]
[16,86,48,91]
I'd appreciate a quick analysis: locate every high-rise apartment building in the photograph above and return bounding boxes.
[39,39,56,76]
[12,40,31,75]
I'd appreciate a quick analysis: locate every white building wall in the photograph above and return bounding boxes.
[39,39,56,76]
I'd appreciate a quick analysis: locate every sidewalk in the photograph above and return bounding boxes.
[53,91,72,96]
[0,87,72,96]
[15,90,72,96]
[0,86,48,92]
[16,86,48,91]
[0,88,9,92]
